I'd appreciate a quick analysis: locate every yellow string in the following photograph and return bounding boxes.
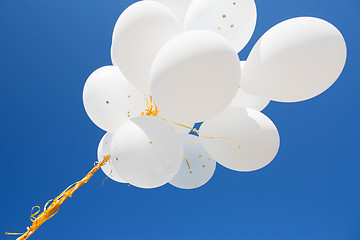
[141,96,240,149]
[183,155,191,169]
[197,133,241,149]
[6,97,239,239]
[156,116,241,149]
[6,155,111,240]
[141,96,159,117]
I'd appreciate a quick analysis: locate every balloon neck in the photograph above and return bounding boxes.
[141,96,160,117]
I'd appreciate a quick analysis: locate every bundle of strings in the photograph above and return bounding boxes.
[6,98,239,240]
[6,155,111,240]
[141,96,160,117]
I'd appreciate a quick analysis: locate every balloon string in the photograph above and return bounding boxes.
[101,159,116,187]
[141,97,192,168]
[142,96,239,149]
[102,174,110,187]
[198,135,241,149]
[183,155,191,169]
[156,116,241,149]
[6,155,111,240]
[141,96,159,117]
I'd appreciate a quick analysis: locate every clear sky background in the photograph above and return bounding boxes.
[1,0,359,239]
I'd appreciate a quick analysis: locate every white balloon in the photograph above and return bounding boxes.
[184,0,257,53]
[111,1,182,94]
[111,116,183,189]
[143,0,193,24]
[230,88,270,111]
[97,133,127,183]
[229,61,270,111]
[170,135,216,189]
[242,17,347,102]
[83,66,146,133]
[151,30,241,123]
[200,107,280,172]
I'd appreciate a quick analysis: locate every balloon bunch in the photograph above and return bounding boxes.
[83,0,347,190]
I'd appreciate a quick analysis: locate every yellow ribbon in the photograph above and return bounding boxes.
[7,97,240,240]
[141,96,240,150]
[6,155,111,240]
[156,116,241,149]
[183,155,191,169]
[141,96,160,117]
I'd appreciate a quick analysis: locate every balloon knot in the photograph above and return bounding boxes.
[141,96,159,117]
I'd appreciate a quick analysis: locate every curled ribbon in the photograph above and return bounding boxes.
[6,155,111,240]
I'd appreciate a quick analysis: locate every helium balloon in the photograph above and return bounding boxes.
[83,66,146,133]
[242,17,347,102]
[143,0,193,24]
[112,1,182,94]
[229,88,270,111]
[97,133,127,183]
[229,61,270,111]
[184,0,257,53]
[111,116,183,189]
[150,30,241,123]
[200,107,280,172]
[170,135,216,189]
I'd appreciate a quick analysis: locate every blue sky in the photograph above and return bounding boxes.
[1,0,359,239]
